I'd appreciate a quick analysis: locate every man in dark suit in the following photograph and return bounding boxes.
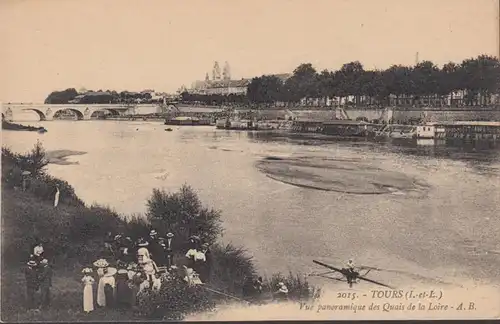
[164,232,177,268]
[147,230,165,266]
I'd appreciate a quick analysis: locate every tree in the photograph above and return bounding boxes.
[44,88,78,104]
[339,61,365,105]
[460,55,500,106]
[383,65,414,106]
[287,63,318,105]
[247,75,285,105]
[16,140,49,177]
[440,62,461,105]
[317,70,333,106]
[146,185,223,245]
[411,60,441,105]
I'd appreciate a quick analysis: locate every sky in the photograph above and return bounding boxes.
[0,0,498,103]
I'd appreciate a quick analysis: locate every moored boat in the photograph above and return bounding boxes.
[321,120,376,137]
[164,116,211,126]
[375,124,416,139]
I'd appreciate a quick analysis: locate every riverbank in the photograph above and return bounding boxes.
[1,142,316,322]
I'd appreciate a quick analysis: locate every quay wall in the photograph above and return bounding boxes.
[3,102,500,122]
[391,109,500,123]
[247,108,500,123]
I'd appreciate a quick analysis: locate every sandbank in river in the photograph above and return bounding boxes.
[45,150,87,165]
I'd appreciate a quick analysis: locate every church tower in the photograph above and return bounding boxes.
[212,61,222,81]
[205,72,210,81]
[222,61,231,80]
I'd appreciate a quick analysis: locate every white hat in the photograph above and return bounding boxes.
[93,259,109,268]
[104,267,117,277]
[82,268,93,274]
[166,232,174,238]
[138,239,149,247]
[150,230,158,236]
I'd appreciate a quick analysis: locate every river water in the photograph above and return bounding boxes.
[3,119,500,290]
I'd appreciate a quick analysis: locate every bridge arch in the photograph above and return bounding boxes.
[52,108,84,120]
[90,108,121,118]
[23,109,47,121]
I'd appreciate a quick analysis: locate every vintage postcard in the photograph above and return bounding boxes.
[1,0,499,321]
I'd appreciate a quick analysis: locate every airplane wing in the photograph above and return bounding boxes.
[357,275,395,289]
[318,275,345,282]
[358,265,383,271]
[313,260,347,275]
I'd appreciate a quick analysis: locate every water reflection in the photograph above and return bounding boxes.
[247,131,500,167]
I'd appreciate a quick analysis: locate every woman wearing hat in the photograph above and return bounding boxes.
[275,282,289,301]
[93,259,110,307]
[115,261,132,309]
[81,268,95,313]
[101,266,117,308]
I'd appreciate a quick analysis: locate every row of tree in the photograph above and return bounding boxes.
[45,54,499,107]
[246,55,499,107]
[179,92,248,106]
[44,89,164,104]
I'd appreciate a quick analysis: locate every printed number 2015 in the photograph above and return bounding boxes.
[337,292,356,300]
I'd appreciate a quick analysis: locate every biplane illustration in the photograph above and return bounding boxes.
[309,259,395,289]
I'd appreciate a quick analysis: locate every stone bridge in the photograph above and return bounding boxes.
[1,103,138,121]
[2,103,183,121]
[1,103,222,121]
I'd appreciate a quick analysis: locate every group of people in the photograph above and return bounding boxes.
[24,242,52,311]
[79,230,214,313]
[242,276,290,304]
[23,230,214,313]
[24,229,297,312]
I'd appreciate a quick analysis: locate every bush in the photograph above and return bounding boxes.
[146,185,223,245]
[209,243,256,296]
[1,188,125,267]
[2,144,84,207]
[137,278,216,320]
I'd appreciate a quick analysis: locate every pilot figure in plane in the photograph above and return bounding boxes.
[344,259,359,286]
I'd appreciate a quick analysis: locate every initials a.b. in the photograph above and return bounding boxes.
[456,302,475,311]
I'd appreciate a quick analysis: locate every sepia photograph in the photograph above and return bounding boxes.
[1,0,499,321]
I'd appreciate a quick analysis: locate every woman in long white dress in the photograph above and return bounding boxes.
[81,268,95,313]
[97,267,117,308]
[93,259,109,307]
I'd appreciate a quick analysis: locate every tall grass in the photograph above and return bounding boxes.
[264,271,322,302]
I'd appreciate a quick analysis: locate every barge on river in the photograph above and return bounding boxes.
[216,118,292,130]
[164,116,212,126]
[416,121,500,140]
[291,119,376,137]
[375,124,417,139]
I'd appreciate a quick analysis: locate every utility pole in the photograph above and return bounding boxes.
[415,52,419,65]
